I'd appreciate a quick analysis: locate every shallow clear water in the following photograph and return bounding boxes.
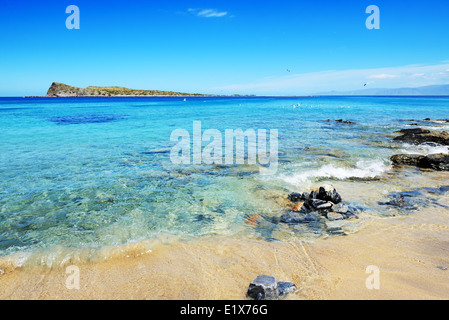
[1,96,449,260]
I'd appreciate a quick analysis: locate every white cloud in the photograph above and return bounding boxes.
[188,8,228,18]
[369,74,398,79]
[212,63,449,95]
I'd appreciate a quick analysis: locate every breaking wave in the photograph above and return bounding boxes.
[279,160,390,187]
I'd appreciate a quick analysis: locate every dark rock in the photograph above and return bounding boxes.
[391,154,425,166]
[394,128,431,135]
[247,275,279,300]
[308,198,328,210]
[301,192,310,201]
[391,153,449,171]
[277,282,297,297]
[393,131,449,146]
[316,202,333,210]
[331,190,342,204]
[335,119,357,125]
[317,185,342,204]
[419,153,449,171]
[309,190,318,200]
[285,185,345,222]
[287,192,302,202]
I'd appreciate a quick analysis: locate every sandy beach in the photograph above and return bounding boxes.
[1,196,448,300]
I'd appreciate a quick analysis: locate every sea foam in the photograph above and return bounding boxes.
[280,160,390,187]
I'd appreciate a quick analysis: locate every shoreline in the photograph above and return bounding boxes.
[1,203,448,299]
[1,155,449,300]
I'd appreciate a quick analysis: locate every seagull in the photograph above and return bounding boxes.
[364,83,368,87]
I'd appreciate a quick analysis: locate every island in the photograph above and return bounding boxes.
[44,82,252,97]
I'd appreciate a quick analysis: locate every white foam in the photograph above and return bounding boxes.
[400,143,449,156]
[279,160,389,187]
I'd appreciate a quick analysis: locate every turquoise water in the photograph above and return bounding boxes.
[1,96,449,259]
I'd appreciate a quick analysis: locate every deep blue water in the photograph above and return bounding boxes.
[1,96,449,259]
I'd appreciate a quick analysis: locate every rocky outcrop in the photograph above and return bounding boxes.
[420,153,449,171]
[391,153,449,171]
[46,82,87,97]
[394,128,431,135]
[393,128,449,145]
[45,82,210,97]
[391,154,425,166]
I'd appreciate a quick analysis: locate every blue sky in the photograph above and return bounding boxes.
[0,0,448,96]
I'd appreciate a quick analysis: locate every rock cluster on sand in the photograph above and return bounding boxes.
[247,275,296,300]
[282,185,357,222]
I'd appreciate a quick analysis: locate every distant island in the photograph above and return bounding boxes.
[35,82,449,98]
[45,82,253,97]
[316,84,449,96]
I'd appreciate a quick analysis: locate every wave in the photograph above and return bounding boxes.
[279,160,390,187]
[400,143,449,156]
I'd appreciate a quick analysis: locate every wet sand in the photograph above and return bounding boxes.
[1,202,449,300]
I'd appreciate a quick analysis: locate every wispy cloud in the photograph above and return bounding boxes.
[212,63,449,95]
[187,8,228,18]
[369,74,398,79]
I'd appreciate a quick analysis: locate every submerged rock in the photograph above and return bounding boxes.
[326,212,345,221]
[335,119,357,125]
[378,189,438,212]
[333,202,349,214]
[280,211,305,224]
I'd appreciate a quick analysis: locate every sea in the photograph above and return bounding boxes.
[1,96,449,268]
